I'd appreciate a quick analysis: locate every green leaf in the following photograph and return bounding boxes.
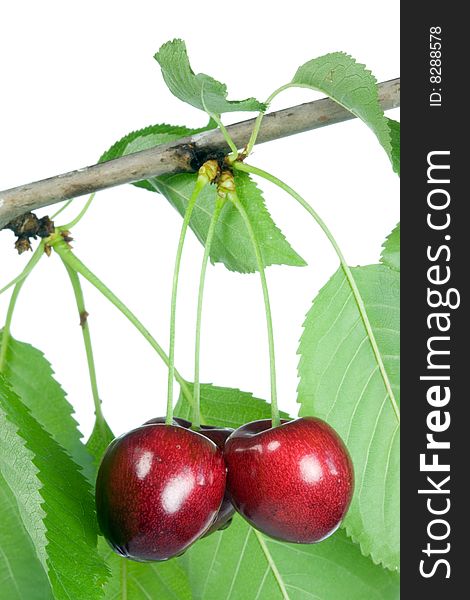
[86,417,115,470]
[154,171,306,272]
[155,39,265,114]
[0,472,53,600]
[99,538,192,600]
[0,376,109,599]
[292,53,393,166]
[181,514,399,600]
[175,382,289,428]
[0,331,94,480]
[297,264,400,570]
[381,223,400,271]
[99,122,213,164]
[387,118,400,175]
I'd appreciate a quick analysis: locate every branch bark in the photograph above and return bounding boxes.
[0,78,399,230]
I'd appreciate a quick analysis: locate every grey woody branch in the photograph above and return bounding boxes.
[0,78,399,231]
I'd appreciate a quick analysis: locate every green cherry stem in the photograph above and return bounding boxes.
[0,241,44,298]
[234,161,400,425]
[51,237,194,407]
[166,173,212,425]
[221,174,280,427]
[235,196,280,426]
[192,197,225,430]
[0,243,45,372]
[51,191,94,229]
[61,260,106,427]
[209,112,239,158]
[60,193,96,230]
[244,83,317,157]
[51,192,96,225]
[51,199,74,220]
[0,280,24,373]
[200,85,238,159]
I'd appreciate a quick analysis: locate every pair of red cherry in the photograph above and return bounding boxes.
[96,415,354,561]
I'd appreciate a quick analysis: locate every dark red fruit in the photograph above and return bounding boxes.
[224,417,354,543]
[96,423,226,561]
[144,416,235,535]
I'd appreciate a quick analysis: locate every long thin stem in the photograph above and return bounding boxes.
[235,161,400,424]
[61,193,95,230]
[193,198,224,429]
[51,199,74,220]
[230,191,280,427]
[0,242,44,297]
[51,239,194,407]
[0,279,26,372]
[200,84,238,159]
[51,185,94,226]
[0,244,45,371]
[209,113,239,158]
[166,177,208,424]
[245,82,333,156]
[245,84,295,156]
[61,261,105,426]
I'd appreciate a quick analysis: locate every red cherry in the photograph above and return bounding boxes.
[96,424,226,561]
[224,417,354,543]
[144,417,235,535]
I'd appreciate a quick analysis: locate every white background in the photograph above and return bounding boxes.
[0,1,399,439]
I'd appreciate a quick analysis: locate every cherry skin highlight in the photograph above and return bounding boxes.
[144,417,235,535]
[224,417,354,543]
[96,423,226,561]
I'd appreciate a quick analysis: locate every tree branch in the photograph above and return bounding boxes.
[0,78,399,230]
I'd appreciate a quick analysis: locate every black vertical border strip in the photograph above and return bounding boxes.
[401,3,465,597]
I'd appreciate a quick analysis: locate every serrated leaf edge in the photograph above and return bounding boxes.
[292,51,393,164]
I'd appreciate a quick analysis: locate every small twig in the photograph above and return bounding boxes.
[0,78,399,230]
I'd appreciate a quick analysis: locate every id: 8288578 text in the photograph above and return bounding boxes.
[429,26,443,107]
